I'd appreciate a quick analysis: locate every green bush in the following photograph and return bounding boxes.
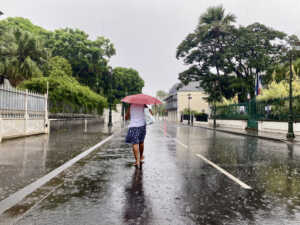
[19,56,107,114]
[20,77,107,114]
[194,113,208,121]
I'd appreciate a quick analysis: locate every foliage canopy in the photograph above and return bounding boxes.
[176,5,290,103]
[0,17,144,114]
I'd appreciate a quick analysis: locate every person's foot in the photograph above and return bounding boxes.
[133,161,140,167]
[140,156,145,163]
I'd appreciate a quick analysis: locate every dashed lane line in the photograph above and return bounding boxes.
[195,154,252,190]
[174,138,188,149]
[158,124,252,190]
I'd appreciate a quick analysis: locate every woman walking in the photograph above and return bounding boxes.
[125,104,149,167]
[121,93,162,167]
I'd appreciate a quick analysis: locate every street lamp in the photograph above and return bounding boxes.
[108,67,113,127]
[188,93,192,125]
[213,79,217,129]
[287,42,300,139]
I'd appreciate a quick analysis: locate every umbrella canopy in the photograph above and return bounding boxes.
[121,94,162,105]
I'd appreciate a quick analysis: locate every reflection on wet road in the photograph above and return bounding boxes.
[0,120,108,201]
[3,121,300,225]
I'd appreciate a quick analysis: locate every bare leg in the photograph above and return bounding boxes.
[132,144,140,166]
[139,142,144,162]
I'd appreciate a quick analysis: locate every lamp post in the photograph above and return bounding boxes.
[287,50,294,139]
[188,93,192,125]
[213,79,217,129]
[286,42,300,139]
[108,67,113,127]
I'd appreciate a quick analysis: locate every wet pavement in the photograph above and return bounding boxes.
[192,122,300,143]
[0,119,110,202]
[2,121,300,224]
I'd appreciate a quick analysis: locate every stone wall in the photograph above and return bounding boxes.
[0,118,49,142]
[258,121,300,135]
[207,119,300,135]
[0,78,49,142]
[208,119,247,130]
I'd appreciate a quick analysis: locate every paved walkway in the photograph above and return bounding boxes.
[190,122,300,143]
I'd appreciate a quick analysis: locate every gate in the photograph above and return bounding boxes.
[247,99,258,130]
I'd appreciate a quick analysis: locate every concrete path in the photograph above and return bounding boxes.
[192,122,300,143]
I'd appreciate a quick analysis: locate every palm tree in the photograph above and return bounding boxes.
[176,6,237,105]
[197,6,236,77]
[197,6,236,127]
[198,5,236,38]
[0,29,47,86]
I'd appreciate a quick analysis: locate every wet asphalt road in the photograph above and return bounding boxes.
[3,121,300,225]
[0,119,109,202]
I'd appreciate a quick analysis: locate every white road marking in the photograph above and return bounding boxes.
[10,183,64,225]
[174,139,188,149]
[0,133,115,216]
[195,154,252,190]
[159,124,252,190]
[158,127,188,148]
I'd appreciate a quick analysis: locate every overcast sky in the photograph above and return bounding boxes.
[2,0,300,96]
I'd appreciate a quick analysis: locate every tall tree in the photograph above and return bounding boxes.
[0,17,50,37]
[155,90,167,116]
[0,29,47,85]
[177,5,287,102]
[176,5,236,103]
[111,67,144,101]
[224,23,286,100]
[156,90,168,100]
[46,28,115,90]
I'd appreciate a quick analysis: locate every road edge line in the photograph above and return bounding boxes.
[195,154,252,190]
[0,133,115,216]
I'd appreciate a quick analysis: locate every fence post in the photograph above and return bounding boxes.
[84,119,87,133]
[0,117,2,143]
[0,85,2,142]
[25,90,29,134]
[44,93,50,134]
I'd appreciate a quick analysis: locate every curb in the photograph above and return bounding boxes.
[179,123,293,144]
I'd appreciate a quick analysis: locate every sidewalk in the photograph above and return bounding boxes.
[188,121,300,143]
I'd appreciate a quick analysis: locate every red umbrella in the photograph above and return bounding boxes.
[121,94,162,105]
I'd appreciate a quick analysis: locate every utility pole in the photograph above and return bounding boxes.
[287,42,300,139]
[108,67,113,127]
[188,93,192,125]
[213,80,217,128]
[287,51,295,139]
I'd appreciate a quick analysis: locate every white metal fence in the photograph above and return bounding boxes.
[0,84,47,119]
